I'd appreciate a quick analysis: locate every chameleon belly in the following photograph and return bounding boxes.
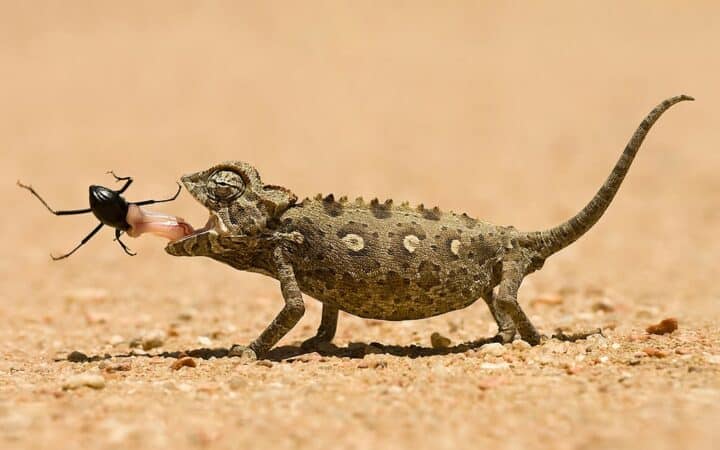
[279,197,511,320]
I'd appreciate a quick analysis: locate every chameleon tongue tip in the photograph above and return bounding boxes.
[125,204,195,241]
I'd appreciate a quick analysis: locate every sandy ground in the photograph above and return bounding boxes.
[2,2,720,449]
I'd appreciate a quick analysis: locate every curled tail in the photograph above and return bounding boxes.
[521,95,694,258]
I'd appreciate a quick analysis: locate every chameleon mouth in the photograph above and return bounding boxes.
[164,210,224,246]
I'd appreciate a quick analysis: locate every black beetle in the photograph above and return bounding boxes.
[18,171,181,260]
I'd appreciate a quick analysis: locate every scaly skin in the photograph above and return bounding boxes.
[166,95,693,358]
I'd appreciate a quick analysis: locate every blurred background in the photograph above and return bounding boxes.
[1,2,718,449]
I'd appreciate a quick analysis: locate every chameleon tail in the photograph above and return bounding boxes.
[520,94,693,258]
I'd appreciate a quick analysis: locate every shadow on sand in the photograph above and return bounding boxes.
[60,336,502,363]
[61,329,601,363]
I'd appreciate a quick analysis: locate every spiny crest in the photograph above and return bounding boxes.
[304,192,478,223]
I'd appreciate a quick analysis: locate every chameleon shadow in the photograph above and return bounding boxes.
[60,338,501,364]
[60,329,601,363]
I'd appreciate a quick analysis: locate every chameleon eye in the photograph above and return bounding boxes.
[208,170,245,201]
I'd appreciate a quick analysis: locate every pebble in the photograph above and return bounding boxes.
[171,357,197,370]
[197,336,212,347]
[67,351,89,363]
[479,342,506,356]
[646,318,678,335]
[430,332,452,349]
[108,335,124,346]
[256,360,273,368]
[177,309,197,321]
[591,299,616,313]
[704,354,720,364]
[63,372,106,390]
[137,330,166,351]
[642,347,668,358]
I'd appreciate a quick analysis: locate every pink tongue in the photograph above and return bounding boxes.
[125,204,194,241]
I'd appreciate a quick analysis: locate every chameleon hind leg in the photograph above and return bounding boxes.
[481,290,516,343]
[494,253,542,345]
[301,304,339,350]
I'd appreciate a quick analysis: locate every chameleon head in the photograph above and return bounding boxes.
[165,161,297,256]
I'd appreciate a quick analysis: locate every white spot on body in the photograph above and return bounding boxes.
[450,239,461,256]
[341,233,365,252]
[403,235,420,253]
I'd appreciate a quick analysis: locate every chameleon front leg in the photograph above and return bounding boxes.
[301,304,339,350]
[232,246,306,358]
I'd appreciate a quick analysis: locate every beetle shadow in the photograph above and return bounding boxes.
[60,337,501,364]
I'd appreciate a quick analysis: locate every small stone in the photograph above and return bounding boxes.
[140,330,166,351]
[598,356,609,363]
[646,318,678,335]
[479,342,506,357]
[108,335,124,346]
[512,340,531,350]
[256,360,273,368]
[171,357,197,370]
[430,332,452,349]
[591,299,616,313]
[197,336,212,347]
[704,354,720,364]
[642,347,668,358]
[63,372,106,390]
[177,309,196,321]
[611,343,621,350]
[67,351,89,363]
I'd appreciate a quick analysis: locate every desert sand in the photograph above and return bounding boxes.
[1,2,719,449]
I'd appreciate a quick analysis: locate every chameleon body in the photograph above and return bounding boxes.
[165,95,692,358]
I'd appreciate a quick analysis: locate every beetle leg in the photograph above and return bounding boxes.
[133,183,182,206]
[17,181,92,216]
[106,171,133,194]
[114,229,137,256]
[51,223,104,260]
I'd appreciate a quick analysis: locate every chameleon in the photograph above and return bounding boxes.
[163,95,692,358]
